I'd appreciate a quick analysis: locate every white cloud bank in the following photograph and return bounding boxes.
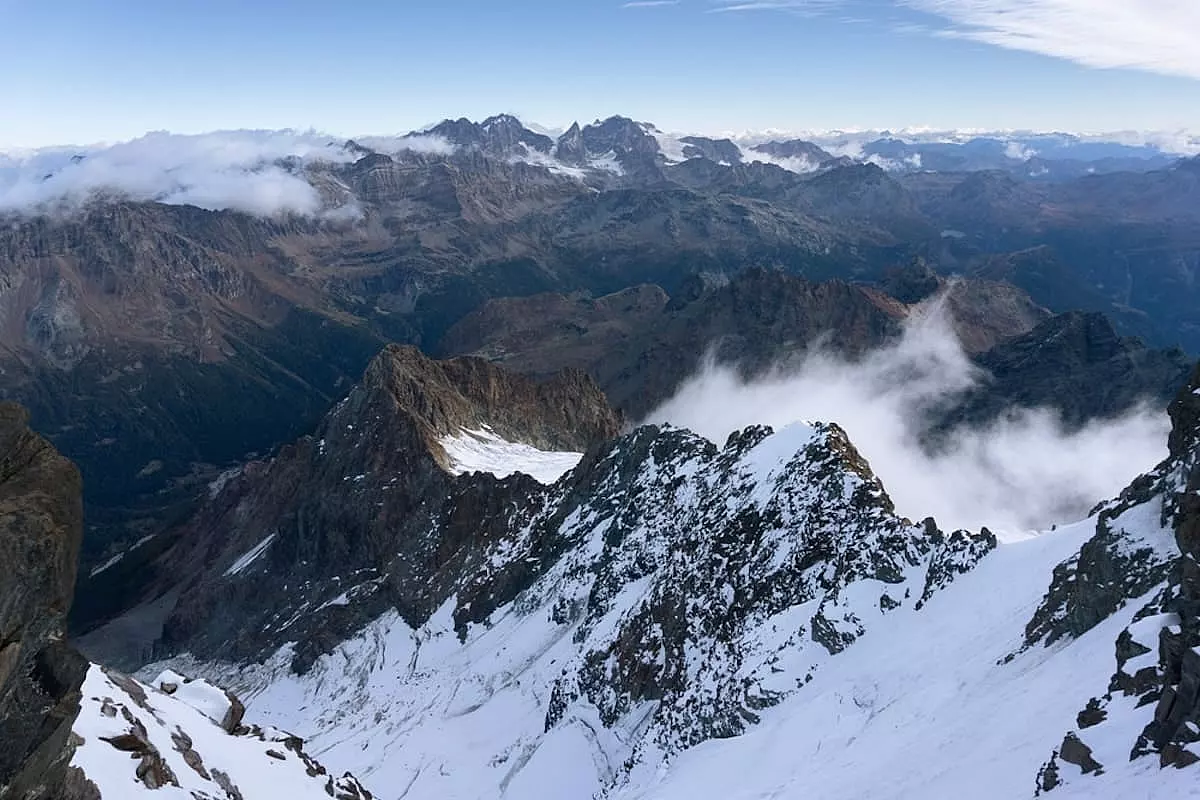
[0,130,454,218]
[646,300,1169,536]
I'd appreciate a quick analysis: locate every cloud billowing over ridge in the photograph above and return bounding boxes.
[646,299,1169,537]
[0,129,454,218]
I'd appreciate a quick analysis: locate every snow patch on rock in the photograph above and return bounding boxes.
[440,426,582,484]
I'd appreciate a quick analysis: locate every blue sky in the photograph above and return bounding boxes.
[3,0,1199,146]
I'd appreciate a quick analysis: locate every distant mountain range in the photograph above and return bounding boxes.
[2,114,1200,799]
[406,114,1189,182]
[0,112,1198,591]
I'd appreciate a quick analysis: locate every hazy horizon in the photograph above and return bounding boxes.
[4,0,1198,148]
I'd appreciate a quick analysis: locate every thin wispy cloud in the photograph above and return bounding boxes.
[712,0,1200,81]
[622,0,680,6]
[710,0,841,12]
[904,0,1200,81]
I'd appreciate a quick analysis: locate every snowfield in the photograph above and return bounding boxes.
[439,425,583,484]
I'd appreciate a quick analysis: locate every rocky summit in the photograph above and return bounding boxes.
[77,346,622,673]
[1033,363,1200,791]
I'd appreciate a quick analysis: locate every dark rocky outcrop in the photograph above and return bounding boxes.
[1140,363,1200,767]
[0,404,90,800]
[366,344,621,459]
[1032,362,1200,789]
[952,311,1193,430]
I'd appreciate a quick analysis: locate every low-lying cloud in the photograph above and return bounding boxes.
[645,300,1169,537]
[742,150,823,174]
[0,129,454,218]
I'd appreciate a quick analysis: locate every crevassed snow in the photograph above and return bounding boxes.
[439,427,582,485]
[223,533,276,577]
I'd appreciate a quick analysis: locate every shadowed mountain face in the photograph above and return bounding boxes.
[74,347,621,668]
[952,312,1195,429]
[438,266,1188,424]
[1,115,1198,589]
[0,404,92,799]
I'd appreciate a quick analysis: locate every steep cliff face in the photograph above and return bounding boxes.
[0,403,90,800]
[0,397,379,800]
[1148,365,1200,766]
[1031,364,1200,793]
[958,311,1194,430]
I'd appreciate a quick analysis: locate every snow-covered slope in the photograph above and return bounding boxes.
[156,519,1182,800]
[71,665,372,799]
[118,358,1200,800]
[139,405,1200,799]
[155,519,1188,800]
[615,519,1184,800]
[150,420,1000,798]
